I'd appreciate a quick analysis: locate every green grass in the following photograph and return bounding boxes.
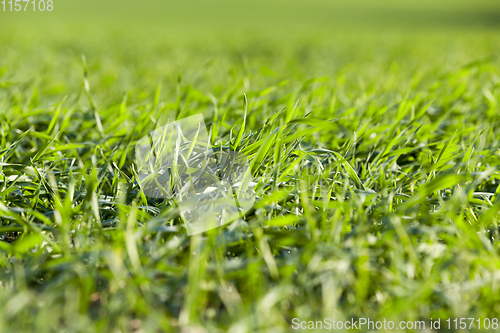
[1,1,500,332]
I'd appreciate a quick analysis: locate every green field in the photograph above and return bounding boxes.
[1,0,500,332]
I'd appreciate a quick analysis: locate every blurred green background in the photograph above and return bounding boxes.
[1,0,499,106]
[3,0,500,37]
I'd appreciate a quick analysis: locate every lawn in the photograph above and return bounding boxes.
[1,0,500,332]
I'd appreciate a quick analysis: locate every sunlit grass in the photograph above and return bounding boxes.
[1,1,500,331]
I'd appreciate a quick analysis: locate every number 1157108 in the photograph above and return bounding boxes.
[2,0,53,11]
